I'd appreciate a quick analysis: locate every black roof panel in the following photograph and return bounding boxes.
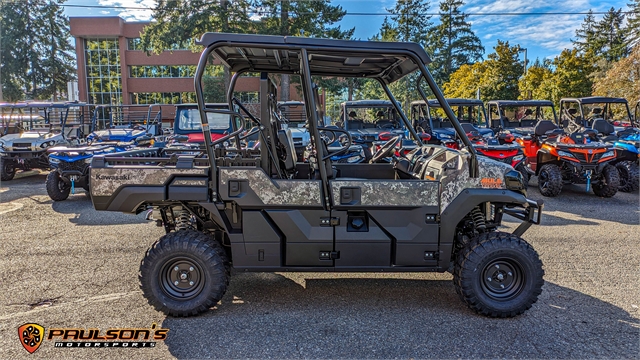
[486,100,554,107]
[561,96,628,104]
[197,33,431,84]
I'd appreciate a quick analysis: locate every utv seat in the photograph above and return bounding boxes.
[520,119,536,127]
[592,119,617,142]
[347,119,364,130]
[534,120,558,136]
[277,129,297,172]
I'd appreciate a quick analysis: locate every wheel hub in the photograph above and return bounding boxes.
[161,258,204,300]
[481,260,524,299]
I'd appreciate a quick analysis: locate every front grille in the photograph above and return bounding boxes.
[59,160,88,173]
[12,142,32,149]
[573,152,603,163]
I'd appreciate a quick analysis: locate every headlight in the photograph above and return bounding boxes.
[359,149,365,158]
[84,157,93,164]
[504,169,526,196]
[49,157,60,164]
[557,150,575,158]
[512,155,524,162]
[347,156,361,163]
[439,134,452,139]
[601,150,614,158]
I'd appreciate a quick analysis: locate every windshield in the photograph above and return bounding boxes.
[428,104,486,127]
[177,108,230,132]
[580,102,632,126]
[341,106,403,130]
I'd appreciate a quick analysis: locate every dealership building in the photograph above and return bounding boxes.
[69,17,300,120]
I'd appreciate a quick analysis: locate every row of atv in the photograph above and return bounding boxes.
[411,97,639,198]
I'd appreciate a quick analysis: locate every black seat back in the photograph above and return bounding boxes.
[592,119,615,136]
[534,120,558,136]
[277,129,297,172]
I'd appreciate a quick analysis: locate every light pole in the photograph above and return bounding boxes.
[519,47,528,99]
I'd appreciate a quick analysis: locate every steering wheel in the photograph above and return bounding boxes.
[370,136,400,163]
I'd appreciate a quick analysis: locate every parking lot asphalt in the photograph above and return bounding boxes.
[0,170,638,359]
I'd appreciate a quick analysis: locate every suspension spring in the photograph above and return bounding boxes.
[471,206,486,232]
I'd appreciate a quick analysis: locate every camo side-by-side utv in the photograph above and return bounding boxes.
[0,101,87,181]
[89,34,544,318]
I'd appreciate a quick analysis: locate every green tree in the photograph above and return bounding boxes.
[544,49,594,104]
[257,0,354,101]
[625,0,640,48]
[573,10,599,60]
[595,7,628,62]
[427,0,484,85]
[442,62,487,99]
[0,0,75,101]
[482,40,524,100]
[518,59,552,100]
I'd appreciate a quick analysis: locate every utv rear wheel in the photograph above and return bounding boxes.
[615,161,639,192]
[454,232,544,318]
[515,163,530,190]
[593,164,619,198]
[46,172,70,201]
[538,164,562,197]
[139,230,230,317]
[0,159,16,181]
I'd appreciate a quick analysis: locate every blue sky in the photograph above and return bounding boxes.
[63,0,631,62]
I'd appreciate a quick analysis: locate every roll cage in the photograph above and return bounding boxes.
[412,99,487,128]
[486,100,557,130]
[193,33,479,178]
[0,101,88,138]
[91,104,163,135]
[559,97,635,130]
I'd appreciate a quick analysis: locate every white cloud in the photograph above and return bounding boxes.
[98,0,156,21]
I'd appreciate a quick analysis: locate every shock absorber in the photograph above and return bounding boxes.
[471,206,486,232]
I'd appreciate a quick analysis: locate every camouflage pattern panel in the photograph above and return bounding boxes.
[91,167,208,197]
[219,167,323,207]
[440,152,510,212]
[171,179,207,186]
[330,180,438,207]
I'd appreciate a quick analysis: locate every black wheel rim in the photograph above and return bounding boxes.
[160,257,205,301]
[57,175,67,192]
[481,258,525,300]
[4,161,15,175]
[539,170,549,190]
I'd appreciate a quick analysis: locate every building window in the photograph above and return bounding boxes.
[127,37,192,51]
[85,38,122,105]
[129,65,223,78]
[234,91,259,104]
[131,92,197,105]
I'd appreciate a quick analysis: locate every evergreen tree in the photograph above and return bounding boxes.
[427,0,484,85]
[595,7,628,62]
[483,40,524,100]
[380,0,433,45]
[573,10,599,60]
[0,0,75,101]
[624,0,640,48]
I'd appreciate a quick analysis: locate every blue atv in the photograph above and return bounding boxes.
[45,104,162,201]
[611,129,639,192]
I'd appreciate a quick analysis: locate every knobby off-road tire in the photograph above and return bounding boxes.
[593,164,619,198]
[139,230,230,317]
[515,163,530,190]
[615,161,639,192]
[46,172,70,201]
[454,231,544,318]
[0,158,16,181]
[538,164,563,197]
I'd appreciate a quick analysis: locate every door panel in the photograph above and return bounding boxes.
[333,210,391,268]
[265,209,333,266]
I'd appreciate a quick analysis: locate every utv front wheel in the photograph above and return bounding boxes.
[454,231,544,318]
[139,230,230,317]
[615,161,639,192]
[0,158,16,181]
[46,172,70,201]
[538,164,562,197]
[592,164,619,197]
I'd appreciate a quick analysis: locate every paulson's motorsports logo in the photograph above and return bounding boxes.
[18,323,168,353]
[19,323,44,354]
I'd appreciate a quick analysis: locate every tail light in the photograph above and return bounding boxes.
[378,132,393,141]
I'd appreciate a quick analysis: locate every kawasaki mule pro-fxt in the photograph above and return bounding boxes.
[89,34,544,318]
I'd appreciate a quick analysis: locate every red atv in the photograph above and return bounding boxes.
[468,127,528,186]
[516,120,618,197]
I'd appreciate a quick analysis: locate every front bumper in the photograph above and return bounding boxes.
[503,198,544,237]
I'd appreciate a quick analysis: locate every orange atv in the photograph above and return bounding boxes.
[516,120,619,197]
